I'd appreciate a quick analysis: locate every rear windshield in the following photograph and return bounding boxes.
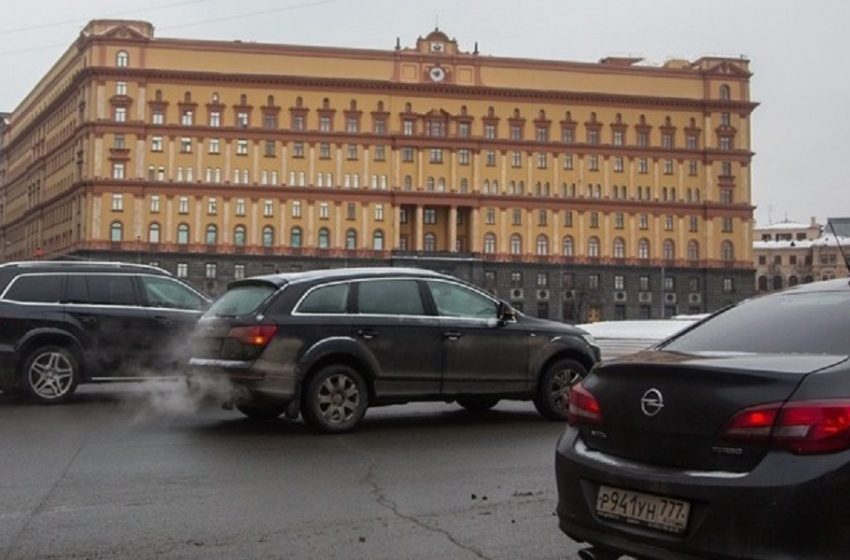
[207,284,277,317]
[663,290,850,356]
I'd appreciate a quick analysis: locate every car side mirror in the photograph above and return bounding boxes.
[498,301,517,323]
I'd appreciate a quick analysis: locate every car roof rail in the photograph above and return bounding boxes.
[0,260,172,276]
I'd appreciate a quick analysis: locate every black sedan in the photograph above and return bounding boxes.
[556,278,850,560]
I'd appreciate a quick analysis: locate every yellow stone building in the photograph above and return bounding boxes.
[0,20,757,321]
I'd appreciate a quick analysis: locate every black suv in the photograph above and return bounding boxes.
[189,267,600,432]
[0,261,209,403]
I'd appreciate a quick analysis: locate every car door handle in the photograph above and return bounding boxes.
[443,331,463,341]
[76,315,97,324]
[153,315,173,326]
[357,329,378,340]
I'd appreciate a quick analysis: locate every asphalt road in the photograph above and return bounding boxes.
[0,383,590,560]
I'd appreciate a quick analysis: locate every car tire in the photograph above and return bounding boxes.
[533,358,587,421]
[457,397,500,413]
[20,345,80,404]
[301,364,369,433]
[236,402,288,421]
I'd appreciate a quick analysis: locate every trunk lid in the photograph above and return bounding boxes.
[582,350,848,472]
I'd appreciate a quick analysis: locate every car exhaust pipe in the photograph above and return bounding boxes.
[578,547,620,560]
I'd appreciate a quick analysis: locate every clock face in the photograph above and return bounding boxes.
[428,66,446,82]
[430,42,443,52]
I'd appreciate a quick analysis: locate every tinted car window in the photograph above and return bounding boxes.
[4,274,64,303]
[298,283,349,314]
[357,280,424,315]
[208,284,276,317]
[85,275,136,306]
[427,281,498,319]
[663,290,850,355]
[141,276,206,310]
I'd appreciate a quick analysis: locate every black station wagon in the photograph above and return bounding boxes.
[188,267,600,432]
[0,261,209,403]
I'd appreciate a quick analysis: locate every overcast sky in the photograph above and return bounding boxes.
[1,0,847,227]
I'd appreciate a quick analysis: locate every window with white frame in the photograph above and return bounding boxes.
[263,200,274,217]
[235,198,246,217]
[292,201,302,218]
[111,194,124,211]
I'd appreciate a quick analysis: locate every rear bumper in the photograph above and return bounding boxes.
[188,357,298,401]
[555,427,850,560]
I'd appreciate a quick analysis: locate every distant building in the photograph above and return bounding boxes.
[827,217,850,238]
[0,20,758,320]
[753,218,850,292]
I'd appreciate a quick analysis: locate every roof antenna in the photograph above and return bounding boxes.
[827,221,850,276]
[435,14,439,30]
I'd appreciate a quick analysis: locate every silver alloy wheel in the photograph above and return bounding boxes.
[28,351,74,400]
[550,367,582,413]
[316,373,360,425]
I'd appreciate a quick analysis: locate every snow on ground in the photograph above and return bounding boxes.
[578,318,698,341]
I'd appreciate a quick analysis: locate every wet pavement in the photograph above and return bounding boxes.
[0,384,586,560]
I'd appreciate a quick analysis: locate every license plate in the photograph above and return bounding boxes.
[596,485,690,534]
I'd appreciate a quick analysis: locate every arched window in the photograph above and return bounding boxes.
[205,224,218,245]
[687,240,699,261]
[234,226,246,247]
[426,177,435,191]
[638,238,650,259]
[404,175,412,191]
[483,233,496,254]
[788,275,799,286]
[437,178,446,192]
[291,227,303,248]
[563,235,575,257]
[509,234,522,255]
[424,233,437,252]
[372,230,385,251]
[757,275,768,291]
[460,178,469,193]
[177,224,190,245]
[483,180,490,194]
[148,223,160,243]
[262,226,274,248]
[587,236,600,257]
[613,237,625,259]
[345,229,357,250]
[318,228,330,249]
[719,84,731,100]
[721,241,734,262]
[773,275,783,290]
[536,234,549,256]
[116,51,129,67]
[663,239,676,260]
[110,221,123,242]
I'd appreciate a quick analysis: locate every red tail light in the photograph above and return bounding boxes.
[722,400,850,455]
[228,325,278,347]
[568,383,603,426]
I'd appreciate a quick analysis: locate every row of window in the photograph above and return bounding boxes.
[108,219,734,262]
[130,129,736,168]
[112,193,724,235]
[109,221,388,251]
[126,85,736,150]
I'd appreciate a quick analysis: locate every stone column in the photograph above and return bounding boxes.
[415,205,424,251]
[449,206,458,252]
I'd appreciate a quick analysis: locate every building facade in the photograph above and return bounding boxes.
[0,20,757,321]
[754,218,849,292]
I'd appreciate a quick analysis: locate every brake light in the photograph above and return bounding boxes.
[721,400,850,455]
[568,383,603,426]
[228,325,278,347]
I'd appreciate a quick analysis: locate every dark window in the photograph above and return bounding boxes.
[140,276,206,310]
[207,284,276,317]
[427,281,498,319]
[357,280,424,315]
[298,283,350,314]
[664,291,850,355]
[82,275,136,306]
[4,274,64,303]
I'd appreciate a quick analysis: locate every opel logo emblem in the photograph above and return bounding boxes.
[641,388,664,417]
